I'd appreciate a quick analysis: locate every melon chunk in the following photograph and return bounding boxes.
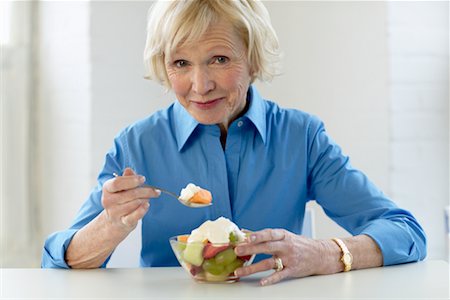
[189,189,212,205]
[183,242,204,267]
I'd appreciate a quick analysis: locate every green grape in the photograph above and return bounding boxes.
[215,248,237,265]
[202,258,225,275]
[225,258,244,274]
[229,232,237,243]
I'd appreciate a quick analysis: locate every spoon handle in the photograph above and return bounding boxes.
[142,184,181,200]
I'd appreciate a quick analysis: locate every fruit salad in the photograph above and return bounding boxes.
[170,217,254,283]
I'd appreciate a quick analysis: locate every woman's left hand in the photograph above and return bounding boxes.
[234,228,330,286]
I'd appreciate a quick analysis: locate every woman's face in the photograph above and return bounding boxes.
[165,21,252,131]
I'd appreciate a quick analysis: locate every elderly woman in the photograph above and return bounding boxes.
[42,0,426,286]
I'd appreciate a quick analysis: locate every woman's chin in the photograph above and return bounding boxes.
[193,115,223,126]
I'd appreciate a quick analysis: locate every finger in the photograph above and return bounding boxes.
[104,174,145,193]
[241,229,253,240]
[249,229,285,244]
[102,186,159,208]
[260,269,290,286]
[235,240,284,257]
[234,257,274,277]
[121,201,150,228]
[122,167,136,176]
[116,187,160,205]
[106,198,147,218]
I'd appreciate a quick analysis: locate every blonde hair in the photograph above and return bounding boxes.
[143,0,281,88]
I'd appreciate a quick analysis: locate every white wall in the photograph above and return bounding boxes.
[35,1,92,265]
[90,1,169,179]
[27,1,448,267]
[1,1,35,267]
[387,2,449,260]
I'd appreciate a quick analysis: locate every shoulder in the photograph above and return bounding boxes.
[263,99,324,134]
[116,104,174,141]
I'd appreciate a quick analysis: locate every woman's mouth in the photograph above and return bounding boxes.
[191,98,223,110]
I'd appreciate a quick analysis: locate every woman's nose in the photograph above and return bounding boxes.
[191,67,214,95]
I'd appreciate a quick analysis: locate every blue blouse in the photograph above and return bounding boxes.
[42,86,426,268]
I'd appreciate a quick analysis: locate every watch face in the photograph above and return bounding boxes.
[343,253,353,264]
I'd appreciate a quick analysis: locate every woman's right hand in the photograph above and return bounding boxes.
[101,167,160,232]
[65,167,159,268]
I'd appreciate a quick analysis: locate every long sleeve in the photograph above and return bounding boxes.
[41,186,109,268]
[41,229,78,268]
[306,118,427,265]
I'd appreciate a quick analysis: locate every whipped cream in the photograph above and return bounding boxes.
[187,217,246,244]
[179,183,201,202]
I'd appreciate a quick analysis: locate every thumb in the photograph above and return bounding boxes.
[122,167,136,176]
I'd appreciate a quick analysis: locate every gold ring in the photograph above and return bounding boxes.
[274,256,284,272]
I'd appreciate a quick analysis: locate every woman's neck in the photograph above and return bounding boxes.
[217,99,250,150]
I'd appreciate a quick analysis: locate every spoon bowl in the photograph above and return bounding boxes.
[142,184,212,208]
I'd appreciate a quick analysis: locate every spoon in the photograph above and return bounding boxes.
[112,173,211,208]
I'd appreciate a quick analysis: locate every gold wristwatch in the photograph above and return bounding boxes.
[332,238,353,272]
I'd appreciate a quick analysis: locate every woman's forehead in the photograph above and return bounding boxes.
[172,20,244,53]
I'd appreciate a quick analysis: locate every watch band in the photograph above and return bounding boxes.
[332,238,353,272]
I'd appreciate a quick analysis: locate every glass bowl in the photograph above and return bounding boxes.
[169,235,255,283]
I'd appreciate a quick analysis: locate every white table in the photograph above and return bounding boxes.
[1,260,448,299]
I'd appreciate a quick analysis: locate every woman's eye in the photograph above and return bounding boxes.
[174,60,188,68]
[214,56,229,64]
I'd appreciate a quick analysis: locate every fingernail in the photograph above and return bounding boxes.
[139,175,146,183]
[234,247,242,255]
[144,201,150,209]
[261,279,268,286]
[155,189,161,196]
[250,234,256,242]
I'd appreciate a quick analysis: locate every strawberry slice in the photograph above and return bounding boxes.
[189,265,203,276]
[238,255,252,261]
[202,243,230,259]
